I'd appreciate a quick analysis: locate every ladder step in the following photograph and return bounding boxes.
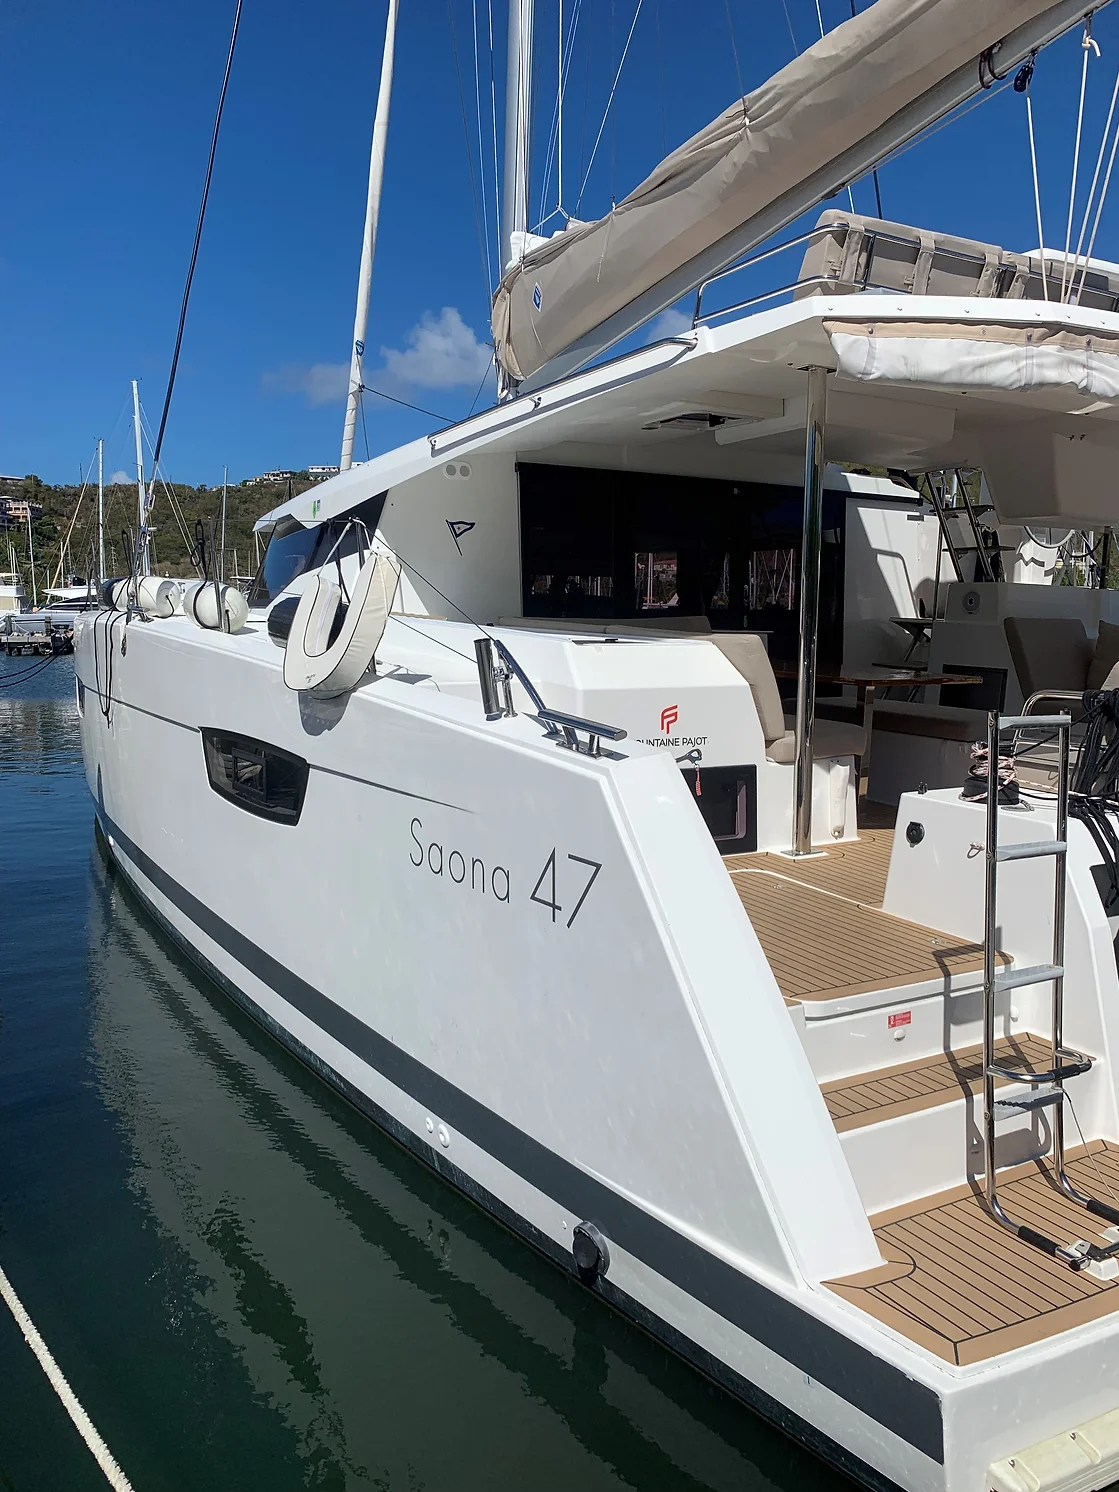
[994,963,1064,992]
[998,713,1072,730]
[993,1086,1065,1114]
[996,839,1067,862]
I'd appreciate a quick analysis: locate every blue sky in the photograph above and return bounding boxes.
[3,0,1118,486]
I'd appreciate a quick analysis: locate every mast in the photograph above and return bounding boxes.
[498,0,534,399]
[97,438,105,580]
[131,379,148,576]
[339,0,400,473]
[501,0,533,275]
[221,466,228,583]
[26,508,37,607]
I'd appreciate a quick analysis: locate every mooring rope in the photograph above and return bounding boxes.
[0,1260,135,1490]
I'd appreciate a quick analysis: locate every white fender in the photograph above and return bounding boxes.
[283,551,400,697]
[184,581,249,633]
[136,576,178,618]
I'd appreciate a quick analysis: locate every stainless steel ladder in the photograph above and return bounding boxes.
[982,709,1119,1271]
[926,469,1000,584]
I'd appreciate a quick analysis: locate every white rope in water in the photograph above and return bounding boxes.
[1026,85,1050,301]
[0,1261,135,1491]
[1061,19,1099,302]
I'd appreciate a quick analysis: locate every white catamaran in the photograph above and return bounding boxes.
[76,2,1119,1488]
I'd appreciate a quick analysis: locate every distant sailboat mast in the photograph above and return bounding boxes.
[339,0,400,472]
[131,380,148,577]
[97,437,105,581]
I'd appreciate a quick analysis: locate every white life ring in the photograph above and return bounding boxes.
[283,550,400,697]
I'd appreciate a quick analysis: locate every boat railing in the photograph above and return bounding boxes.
[474,636,627,757]
[690,219,1113,330]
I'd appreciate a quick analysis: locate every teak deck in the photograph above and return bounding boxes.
[830,1147,1119,1363]
[725,823,895,909]
[821,1034,1054,1132]
[725,812,1005,1002]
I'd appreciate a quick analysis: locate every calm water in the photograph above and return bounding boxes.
[0,648,853,1492]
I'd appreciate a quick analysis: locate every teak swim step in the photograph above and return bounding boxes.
[822,1034,1056,1133]
[829,1146,1119,1365]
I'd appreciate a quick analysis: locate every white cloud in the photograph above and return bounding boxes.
[109,470,130,485]
[261,361,349,407]
[379,307,492,389]
[261,308,492,411]
[643,308,693,343]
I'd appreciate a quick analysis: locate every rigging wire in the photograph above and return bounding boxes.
[1062,18,1098,299]
[359,389,371,462]
[846,1,885,217]
[1076,109,1119,297]
[447,0,494,303]
[1069,58,1119,295]
[807,1,856,213]
[724,0,746,116]
[359,382,454,422]
[1019,55,1050,301]
[466,359,493,417]
[575,0,644,213]
[1061,17,1100,302]
[138,407,202,568]
[147,0,243,493]
[655,0,666,156]
[877,77,1013,174]
[778,0,798,55]
[535,0,583,230]
[486,0,502,279]
[471,0,494,291]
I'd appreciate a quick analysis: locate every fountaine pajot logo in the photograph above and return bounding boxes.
[660,704,679,734]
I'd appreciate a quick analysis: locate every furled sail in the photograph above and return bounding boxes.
[492,0,1074,384]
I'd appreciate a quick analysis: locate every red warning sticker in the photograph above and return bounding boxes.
[888,1010,912,1030]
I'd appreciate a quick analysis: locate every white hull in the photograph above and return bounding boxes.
[75,604,1119,1492]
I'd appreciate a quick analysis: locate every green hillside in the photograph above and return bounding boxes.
[1,473,321,586]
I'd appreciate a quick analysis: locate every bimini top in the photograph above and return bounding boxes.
[258,274,1119,533]
[492,0,1102,385]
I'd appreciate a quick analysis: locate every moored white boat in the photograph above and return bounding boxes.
[75,3,1119,1488]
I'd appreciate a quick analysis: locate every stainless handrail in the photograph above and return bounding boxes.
[691,221,1031,328]
[474,636,626,756]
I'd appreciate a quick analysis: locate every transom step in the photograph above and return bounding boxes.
[828,1145,1119,1365]
[822,1035,1053,1133]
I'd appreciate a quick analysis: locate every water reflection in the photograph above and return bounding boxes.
[0,646,851,1490]
[0,654,80,773]
[88,855,850,1492]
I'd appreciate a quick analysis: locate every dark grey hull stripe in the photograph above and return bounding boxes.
[98,807,943,1464]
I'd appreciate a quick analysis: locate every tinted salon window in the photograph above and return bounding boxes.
[202,731,309,824]
[248,519,323,606]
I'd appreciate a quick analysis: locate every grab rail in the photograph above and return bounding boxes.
[474,637,626,757]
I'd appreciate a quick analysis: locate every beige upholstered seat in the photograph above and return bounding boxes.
[711,633,866,762]
[768,717,868,763]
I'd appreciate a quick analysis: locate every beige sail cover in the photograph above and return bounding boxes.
[492,0,1058,382]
